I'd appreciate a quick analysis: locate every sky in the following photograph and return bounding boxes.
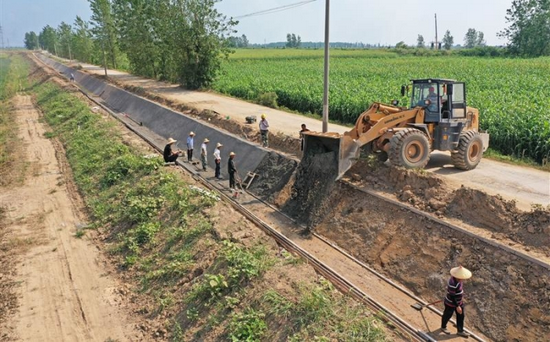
[1,0,513,47]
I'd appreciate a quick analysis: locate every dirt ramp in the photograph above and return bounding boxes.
[314,182,550,342]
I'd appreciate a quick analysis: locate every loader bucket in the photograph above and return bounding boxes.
[302,132,360,180]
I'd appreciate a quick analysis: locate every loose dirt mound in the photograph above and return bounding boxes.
[448,187,550,252]
[281,147,338,227]
[345,159,550,255]
[247,152,298,202]
[314,182,550,342]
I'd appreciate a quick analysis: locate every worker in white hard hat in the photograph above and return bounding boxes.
[441,266,472,338]
[200,138,210,171]
[213,143,223,179]
[259,114,269,147]
[163,137,182,163]
[186,131,195,162]
[228,152,237,189]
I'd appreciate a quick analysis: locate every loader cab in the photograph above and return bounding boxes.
[410,79,466,123]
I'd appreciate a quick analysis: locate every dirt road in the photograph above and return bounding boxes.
[0,95,140,341]
[63,58,549,209]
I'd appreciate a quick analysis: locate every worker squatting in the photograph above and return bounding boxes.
[163,115,310,191]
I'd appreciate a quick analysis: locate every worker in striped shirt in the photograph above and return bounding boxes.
[441,266,472,338]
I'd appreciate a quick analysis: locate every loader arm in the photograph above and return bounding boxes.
[303,105,423,180]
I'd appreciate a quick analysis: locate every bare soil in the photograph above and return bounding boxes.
[314,181,550,342]
[0,95,142,341]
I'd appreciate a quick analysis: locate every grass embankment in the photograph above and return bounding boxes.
[33,73,388,340]
[0,53,29,185]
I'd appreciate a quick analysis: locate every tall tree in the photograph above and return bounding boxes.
[88,0,118,68]
[240,34,249,48]
[499,0,550,57]
[464,28,478,48]
[171,0,237,89]
[442,30,454,50]
[476,31,485,46]
[57,22,73,59]
[39,25,58,54]
[286,33,292,48]
[24,31,39,50]
[417,34,425,48]
[72,16,94,63]
[113,0,160,77]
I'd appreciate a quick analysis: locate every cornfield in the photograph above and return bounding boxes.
[213,49,550,164]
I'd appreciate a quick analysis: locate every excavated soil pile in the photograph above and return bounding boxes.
[247,152,298,202]
[281,145,338,227]
[345,160,550,255]
[314,182,550,342]
[448,187,550,253]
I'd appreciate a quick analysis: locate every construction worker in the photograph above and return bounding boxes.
[186,131,195,162]
[299,123,310,151]
[228,152,237,189]
[200,138,209,171]
[213,143,223,179]
[441,266,472,338]
[259,114,269,147]
[163,137,181,163]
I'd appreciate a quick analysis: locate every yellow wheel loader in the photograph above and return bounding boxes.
[303,79,490,179]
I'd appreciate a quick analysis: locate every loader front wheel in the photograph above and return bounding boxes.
[452,131,483,170]
[390,129,430,169]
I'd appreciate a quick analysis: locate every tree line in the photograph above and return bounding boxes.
[24,0,237,89]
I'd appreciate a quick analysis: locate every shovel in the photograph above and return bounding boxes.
[411,299,442,311]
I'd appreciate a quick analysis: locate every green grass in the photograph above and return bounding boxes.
[214,50,550,164]
[31,70,388,341]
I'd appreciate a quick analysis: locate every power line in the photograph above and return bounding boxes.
[234,0,317,19]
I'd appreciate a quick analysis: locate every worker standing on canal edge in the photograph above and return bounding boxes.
[228,152,237,189]
[186,131,195,162]
[214,143,223,179]
[201,138,209,171]
[259,114,269,147]
[299,123,310,151]
[163,138,181,163]
[441,266,472,338]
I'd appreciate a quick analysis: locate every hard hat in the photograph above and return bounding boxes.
[167,137,177,144]
[216,143,223,148]
[450,266,472,280]
[189,131,195,136]
[229,152,236,156]
[204,138,210,143]
[261,114,266,119]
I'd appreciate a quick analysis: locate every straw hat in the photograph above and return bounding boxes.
[216,143,223,148]
[189,131,195,136]
[229,152,236,156]
[261,114,266,119]
[203,138,210,143]
[450,266,472,280]
[167,137,177,144]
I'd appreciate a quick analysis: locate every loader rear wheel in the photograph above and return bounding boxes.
[452,131,483,170]
[389,129,430,169]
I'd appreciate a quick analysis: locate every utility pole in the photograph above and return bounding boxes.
[322,0,330,133]
[434,13,439,50]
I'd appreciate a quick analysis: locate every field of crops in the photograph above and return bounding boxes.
[213,49,550,164]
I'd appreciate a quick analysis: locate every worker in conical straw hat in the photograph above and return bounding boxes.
[186,131,195,162]
[213,143,223,179]
[200,138,210,171]
[441,266,472,337]
[163,137,181,163]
